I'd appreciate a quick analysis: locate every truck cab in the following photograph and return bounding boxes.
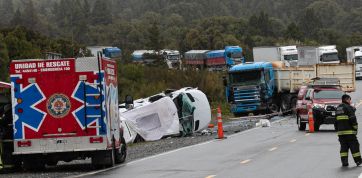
[318,46,339,64]
[346,46,362,79]
[225,46,244,66]
[225,62,274,115]
[161,49,182,69]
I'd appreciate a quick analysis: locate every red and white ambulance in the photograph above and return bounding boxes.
[9,54,126,169]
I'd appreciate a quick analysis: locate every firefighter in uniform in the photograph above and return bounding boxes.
[336,94,361,167]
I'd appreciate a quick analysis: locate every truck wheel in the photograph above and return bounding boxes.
[267,103,279,114]
[115,137,127,164]
[281,98,290,113]
[290,98,297,116]
[297,115,306,131]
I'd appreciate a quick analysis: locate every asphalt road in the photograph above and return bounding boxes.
[80,80,362,178]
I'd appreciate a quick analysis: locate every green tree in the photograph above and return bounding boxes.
[284,22,303,41]
[22,0,40,30]
[0,34,10,81]
[147,23,163,51]
[298,8,323,39]
[0,0,14,26]
[10,8,23,27]
[91,0,112,25]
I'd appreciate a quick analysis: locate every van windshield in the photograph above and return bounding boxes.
[229,70,262,86]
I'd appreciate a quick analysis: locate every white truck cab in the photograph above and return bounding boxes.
[346,46,362,79]
[318,45,339,64]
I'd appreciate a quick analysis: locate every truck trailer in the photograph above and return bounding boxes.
[7,54,126,170]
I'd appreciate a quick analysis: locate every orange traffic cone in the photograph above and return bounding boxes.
[308,105,315,133]
[216,106,226,139]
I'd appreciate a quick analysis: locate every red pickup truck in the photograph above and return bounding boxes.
[296,84,344,131]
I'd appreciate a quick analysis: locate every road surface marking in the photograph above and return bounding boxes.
[305,133,310,136]
[240,159,251,164]
[205,175,216,178]
[290,139,297,143]
[269,147,278,151]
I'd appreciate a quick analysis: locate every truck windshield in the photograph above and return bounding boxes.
[284,54,298,61]
[321,53,339,62]
[314,90,344,99]
[229,70,262,85]
[231,53,242,58]
[356,57,362,64]
[167,55,180,60]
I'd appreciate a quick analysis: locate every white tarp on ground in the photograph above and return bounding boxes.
[120,97,180,141]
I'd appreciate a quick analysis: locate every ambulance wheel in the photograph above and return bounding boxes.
[115,137,127,164]
[23,157,45,171]
[92,150,115,169]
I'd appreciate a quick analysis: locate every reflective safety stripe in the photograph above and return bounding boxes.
[340,152,348,157]
[338,130,357,135]
[353,152,361,157]
[336,115,349,120]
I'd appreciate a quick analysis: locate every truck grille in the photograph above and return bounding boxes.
[232,86,261,107]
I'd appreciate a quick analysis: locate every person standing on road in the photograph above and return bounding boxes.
[336,94,361,167]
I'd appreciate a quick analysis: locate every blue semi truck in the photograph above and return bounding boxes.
[224,61,356,116]
[225,62,277,115]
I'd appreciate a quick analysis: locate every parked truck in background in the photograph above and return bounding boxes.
[8,54,127,170]
[206,50,226,71]
[224,61,355,116]
[184,46,244,70]
[160,49,182,69]
[346,46,362,79]
[184,50,209,70]
[253,46,298,66]
[224,46,244,66]
[297,45,339,65]
[87,46,121,59]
